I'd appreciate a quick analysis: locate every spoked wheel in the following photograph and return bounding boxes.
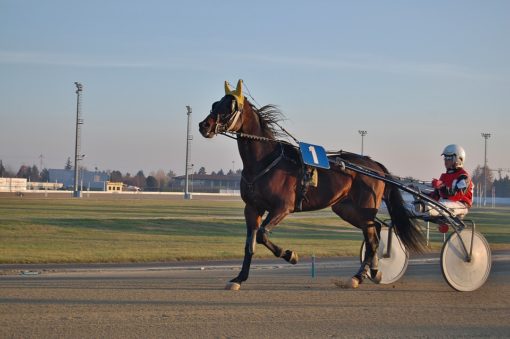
[441,229,491,292]
[360,227,409,284]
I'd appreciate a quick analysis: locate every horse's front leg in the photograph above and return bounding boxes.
[226,204,262,290]
[255,209,298,265]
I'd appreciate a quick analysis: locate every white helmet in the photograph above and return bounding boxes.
[441,144,466,167]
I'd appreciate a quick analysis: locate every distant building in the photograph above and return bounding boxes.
[27,181,63,190]
[106,181,123,192]
[0,178,65,192]
[48,169,109,190]
[0,178,27,192]
[173,173,241,193]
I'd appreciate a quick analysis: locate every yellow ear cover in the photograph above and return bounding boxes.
[224,81,233,95]
[224,79,244,106]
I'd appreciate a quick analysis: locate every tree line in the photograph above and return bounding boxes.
[3,158,509,196]
[0,160,50,183]
[0,159,241,192]
[471,165,510,197]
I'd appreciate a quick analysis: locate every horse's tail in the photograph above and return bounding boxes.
[383,176,426,253]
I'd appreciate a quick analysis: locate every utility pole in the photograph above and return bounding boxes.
[481,133,491,206]
[184,106,193,200]
[358,130,367,155]
[73,82,84,198]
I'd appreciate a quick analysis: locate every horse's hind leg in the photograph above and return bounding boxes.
[332,201,381,287]
[358,223,382,283]
[256,210,298,265]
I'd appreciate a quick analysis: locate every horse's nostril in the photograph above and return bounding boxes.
[199,121,211,137]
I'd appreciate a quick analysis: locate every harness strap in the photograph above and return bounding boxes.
[226,110,241,132]
[241,145,284,188]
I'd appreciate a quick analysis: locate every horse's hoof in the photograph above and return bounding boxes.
[289,251,298,265]
[283,250,299,265]
[369,270,382,284]
[351,277,360,289]
[225,282,241,291]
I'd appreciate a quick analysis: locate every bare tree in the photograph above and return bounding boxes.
[472,165,494,192]
[151,169,168,189]
[16,165,40,181]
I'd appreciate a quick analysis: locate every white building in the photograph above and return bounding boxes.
[0,178,27,192]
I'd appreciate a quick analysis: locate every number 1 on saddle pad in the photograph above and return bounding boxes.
[299,142,330,169]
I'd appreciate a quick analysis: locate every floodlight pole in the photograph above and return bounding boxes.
[481,133,491,206]
[73,82,84,198]
[184,106,193,200]
[359,130,367,155]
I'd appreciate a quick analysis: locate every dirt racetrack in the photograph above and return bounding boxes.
[1,254,509,338]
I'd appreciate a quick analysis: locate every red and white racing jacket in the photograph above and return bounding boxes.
[431,168,473,207]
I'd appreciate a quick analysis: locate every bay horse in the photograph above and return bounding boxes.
[199,80,424,290]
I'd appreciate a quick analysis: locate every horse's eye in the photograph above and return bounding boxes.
[210,102,220,116]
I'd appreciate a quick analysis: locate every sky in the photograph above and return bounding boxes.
[1,0,509,180]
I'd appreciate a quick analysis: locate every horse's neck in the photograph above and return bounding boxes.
[237,139,278,168]
[237,108,278,172]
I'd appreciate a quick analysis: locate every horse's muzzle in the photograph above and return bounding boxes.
[199,120,215,138]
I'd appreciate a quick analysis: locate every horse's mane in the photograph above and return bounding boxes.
[249,102,286,139]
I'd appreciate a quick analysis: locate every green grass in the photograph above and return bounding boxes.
[0,195,509,264]
[461,207,510,246]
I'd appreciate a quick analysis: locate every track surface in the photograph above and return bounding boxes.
[1,252,509,338]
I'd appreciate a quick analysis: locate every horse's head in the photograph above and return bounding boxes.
[199,80,245,138]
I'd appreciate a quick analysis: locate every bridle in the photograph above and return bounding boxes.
[213,96,243,135]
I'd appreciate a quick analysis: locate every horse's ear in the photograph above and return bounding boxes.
[224,81,233,95]
[235,79,243,94]
[234,79,244,104]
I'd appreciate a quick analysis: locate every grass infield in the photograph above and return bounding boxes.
[1,194,509,264]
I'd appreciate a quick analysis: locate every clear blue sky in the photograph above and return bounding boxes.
[1,0,509,180]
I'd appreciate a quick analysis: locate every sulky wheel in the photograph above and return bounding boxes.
[441,229,491,292]
[360,227,409,284]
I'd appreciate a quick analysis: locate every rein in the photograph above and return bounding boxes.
[220,131,281,143]
[221,131,389,184]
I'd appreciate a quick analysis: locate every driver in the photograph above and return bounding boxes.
[415,144,473,219]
